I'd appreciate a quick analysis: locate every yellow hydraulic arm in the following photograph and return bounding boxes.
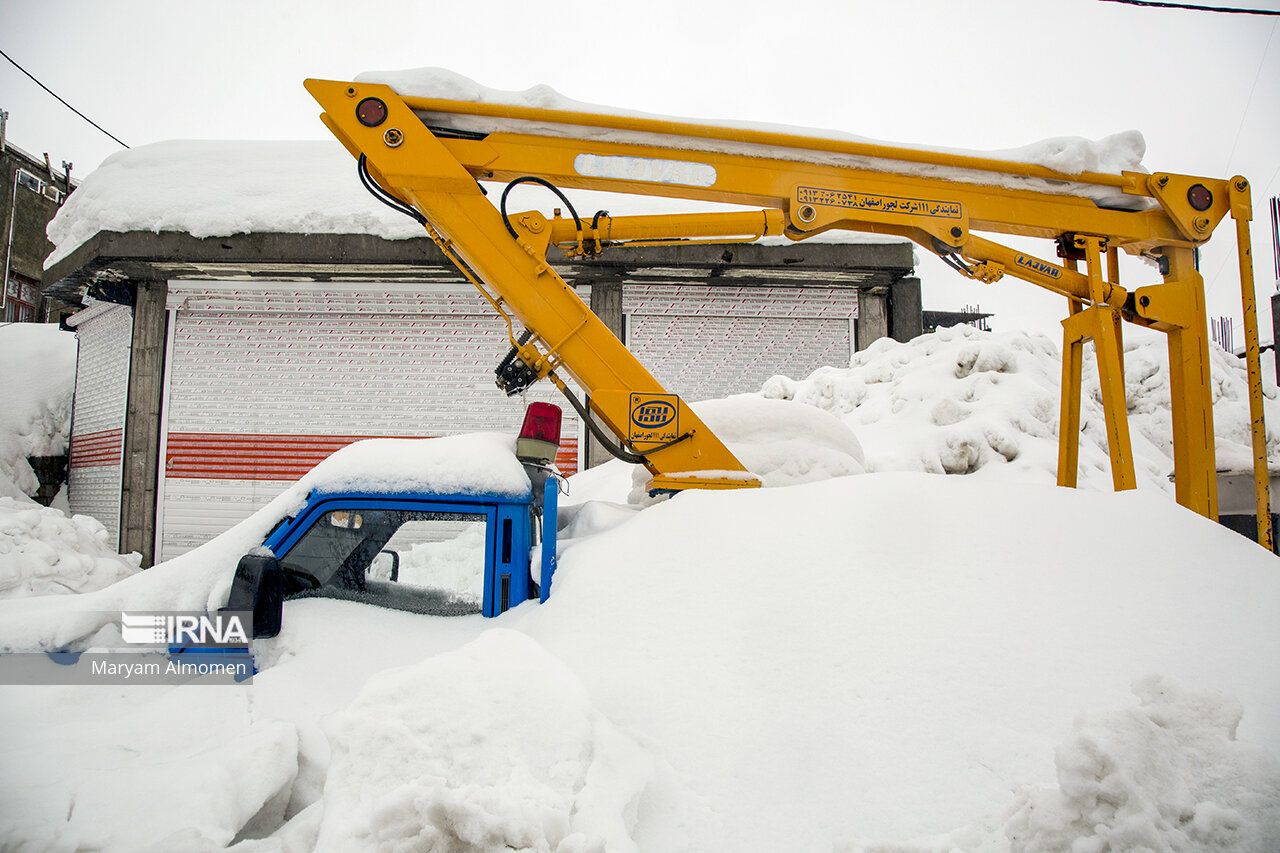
[306,78,1271,547]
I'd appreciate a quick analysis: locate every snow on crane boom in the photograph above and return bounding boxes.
[306,77,1271,548]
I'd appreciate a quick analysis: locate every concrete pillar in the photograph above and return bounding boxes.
[856,289,889,351]
[1272,292,1280,382]
[889,276,923,342]
[119,278,167,567]
[589,277,624,341]
[586,276,624,468]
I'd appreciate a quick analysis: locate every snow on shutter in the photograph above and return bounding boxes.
[623,284,857,403]
[156,281,579,560]
[67,302,133,548]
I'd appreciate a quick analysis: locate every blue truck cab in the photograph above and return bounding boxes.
[224,405,562,638]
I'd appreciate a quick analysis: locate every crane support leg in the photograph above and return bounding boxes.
[1057,237,1136,492]
[1228,177,1273,551]
[1058,257,1085,488]
[1058,314,1085,489]
[1058,305,1136,491]
[1158,247,1218,518]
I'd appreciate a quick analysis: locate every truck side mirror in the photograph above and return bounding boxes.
[224,552,284,639]
[372,549,400,582]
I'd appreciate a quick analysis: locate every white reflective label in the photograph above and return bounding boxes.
[574,153,716,188]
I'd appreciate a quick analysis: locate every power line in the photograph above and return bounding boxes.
[1100,0,1280,12]
[1221,20,1276,177]
[0,47,129,148]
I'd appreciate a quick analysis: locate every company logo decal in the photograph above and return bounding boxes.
[632,400,677,429]
[629,394,681,446]
[1014,254,1062,280]
[797,186,962,219]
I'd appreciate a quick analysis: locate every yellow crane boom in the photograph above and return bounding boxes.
[306,77,1271,548]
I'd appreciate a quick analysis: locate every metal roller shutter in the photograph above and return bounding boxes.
[623,284,857,403]
[156,281,579,560]
[67,302,133,548]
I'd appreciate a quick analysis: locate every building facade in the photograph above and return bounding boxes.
[2,124,73,323]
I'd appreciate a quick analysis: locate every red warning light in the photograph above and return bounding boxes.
[356,97,388,128]
[516,403,563,466]
[1187,183,1213,212]
[520,403,562,445]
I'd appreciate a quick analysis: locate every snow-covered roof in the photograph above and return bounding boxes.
[43,139,425,269]
[295,433,531,499]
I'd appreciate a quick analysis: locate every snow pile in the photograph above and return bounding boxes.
[523,474,1280,850]
[0,683,299,852]
[313,630,653,853]
[0,488,293,652]
[1,468,1277,849]
[0,323,140,597]
[298,433,530,499]
[993,128,1147,178]
[618,396,866,504]
[761,324,1280,492]
[0,498,141,598]
[1,346,1279,849]
[44,140,426,268]
[0,323,76,499]
[1118,338,1280,476]
[694,395,866,481]
[1003,676,1280,852]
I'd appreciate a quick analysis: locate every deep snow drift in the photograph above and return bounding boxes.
[1,328,1278,852]
[0,500,140,598]
[0,323,76,500]
[0,323,140,598]
[524,476,1280,852]
[762,323,1280,491]
[3,473,1277,852]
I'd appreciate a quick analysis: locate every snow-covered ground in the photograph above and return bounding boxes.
[1,326,1278,852]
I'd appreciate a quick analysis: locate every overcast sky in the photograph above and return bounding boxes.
[2,0,1277,340]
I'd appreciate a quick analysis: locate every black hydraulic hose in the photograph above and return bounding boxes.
[554,381,648,465]
[500,176,582,241]
[588,209,610,253]
[358,154,427,225]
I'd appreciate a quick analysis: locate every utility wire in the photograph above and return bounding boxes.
[1099,0,1280,13]
[0,47,129,148]
[1221,20,1276,179]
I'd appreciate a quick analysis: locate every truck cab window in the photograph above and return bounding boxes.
[280,509,487,616]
